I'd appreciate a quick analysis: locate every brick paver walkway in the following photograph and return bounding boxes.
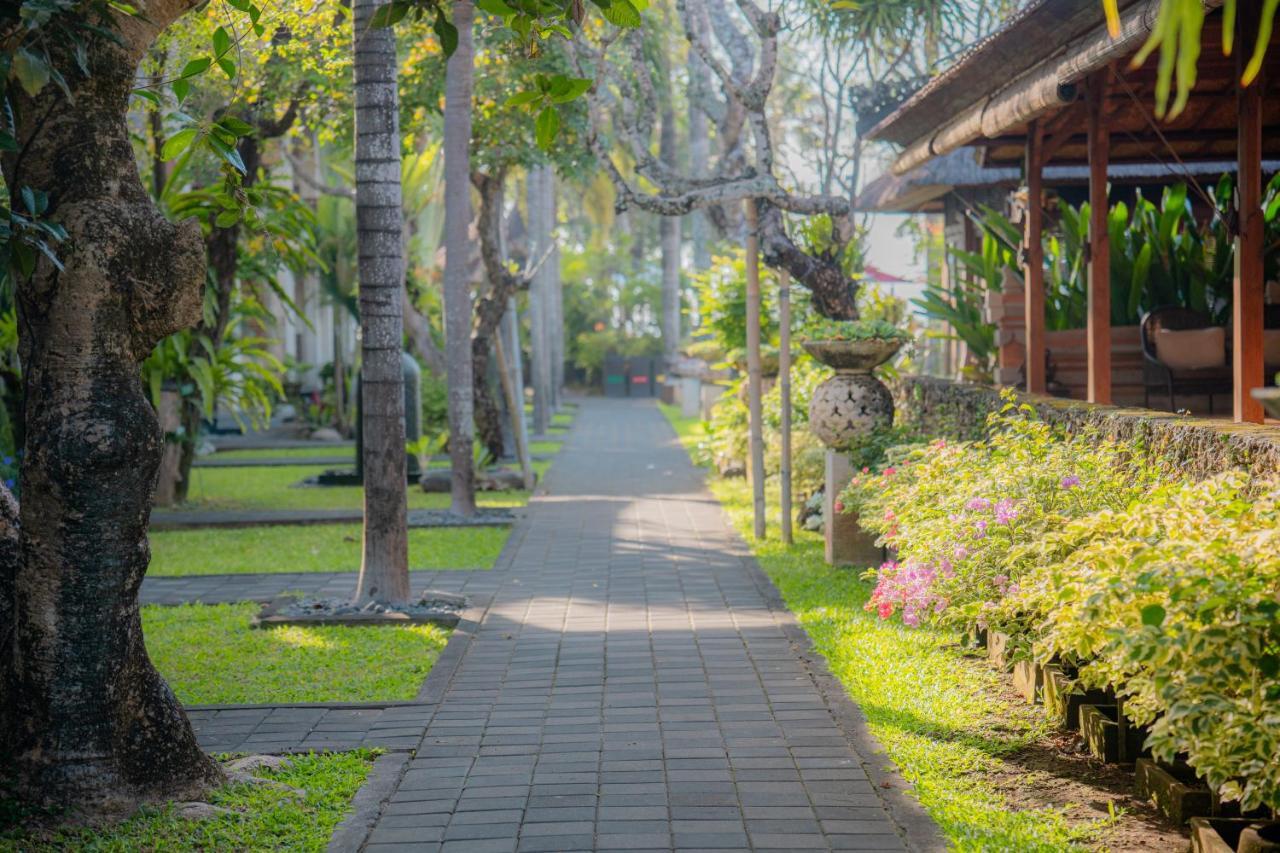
[356,398,936,853]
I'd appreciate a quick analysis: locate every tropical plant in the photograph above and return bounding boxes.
[141,294,285,434]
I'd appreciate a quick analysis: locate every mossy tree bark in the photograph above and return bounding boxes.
[0,0,223,811]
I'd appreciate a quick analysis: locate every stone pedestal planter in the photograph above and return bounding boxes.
[1136,758,1214,825]
[1042,663,1112,731]
[803,338,903,567]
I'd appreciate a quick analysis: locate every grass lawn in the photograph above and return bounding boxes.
[209,446,352,461]
[658,405,1109,852]
[1,751,373,852]
[144,603,449,704]
[173,465,529,512]
[149,524,509,576]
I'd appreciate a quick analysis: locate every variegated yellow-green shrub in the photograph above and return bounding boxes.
[1018,471,1280,812]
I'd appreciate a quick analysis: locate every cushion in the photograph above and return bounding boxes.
[1266,329,1280,367]
[1154,326,1226,370]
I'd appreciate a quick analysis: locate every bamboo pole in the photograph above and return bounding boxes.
[778,269,793,545]
[745,199,766,540]
[1024,121,1047,395]
[493,331,534,490]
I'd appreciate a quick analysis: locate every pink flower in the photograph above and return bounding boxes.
[834,500,845,513]
[953,545,969,560]
[973,520,988,539]
[994,499,1019,525]
[965,497,991,512]
[1060,475,1081,490]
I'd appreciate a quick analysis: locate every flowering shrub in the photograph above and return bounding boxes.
[1019,471,1280,811]
[841,395,1280,811]
[842,395,1156,633]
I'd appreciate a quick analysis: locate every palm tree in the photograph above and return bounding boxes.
[444,0,478,515]
[352,0,410,603]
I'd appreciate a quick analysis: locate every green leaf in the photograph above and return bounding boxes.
[161,128,200,160]
[172,78,191,104]
[1141,603,1166,627]
[549,76,592,104]
[214,210,241,228]
[212,26,233,57]
[0,130,17,152]
[217,57,236,79]
[433,13,459,57]
[597,0,640,28]
[180,57,212,78]
[12,49,50,97]
[207,135,247,173]
[476,0,515,15]
[369,2,409,27]
[535,105,560,150]
[505,91,542,107]
[131,88,161,106]
[218,117,256,137]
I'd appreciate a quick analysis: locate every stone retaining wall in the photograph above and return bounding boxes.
[894,375,1280,482]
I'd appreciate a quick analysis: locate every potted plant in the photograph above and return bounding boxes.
[800,318,911,448]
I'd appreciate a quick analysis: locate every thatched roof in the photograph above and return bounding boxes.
[865,0,1280,176]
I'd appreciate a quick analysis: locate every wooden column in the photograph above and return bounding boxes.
[745,199,766,540]
[1234,0,1265,423]
[778,270,793,545]
[1086,71,1112,405]
[1023,121,1047,394]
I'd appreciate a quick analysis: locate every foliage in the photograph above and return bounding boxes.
[2,751,374,852]
[690,250,779,361]
[149,523,510,576]
[1021,471,1280,811]
[142,602,449,704]
[843,395,1158,632]
[142,295,285,433]
[842,395,1280,811]
[799,316,912,343]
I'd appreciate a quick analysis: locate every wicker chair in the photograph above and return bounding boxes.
[1140,307,1232,413]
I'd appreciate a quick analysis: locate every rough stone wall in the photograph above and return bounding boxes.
[894,376,1280,482]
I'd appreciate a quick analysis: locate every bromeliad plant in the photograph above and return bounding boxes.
[841,393,1158,632]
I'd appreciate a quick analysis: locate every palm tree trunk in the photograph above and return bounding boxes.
[444,0,477,515]
[660,102,681,372]
[352,0,411,603]
[527,166,553,435]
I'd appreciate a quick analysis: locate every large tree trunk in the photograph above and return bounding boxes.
[471,173,512,461]
[444,0,477,516]
[0,0,222,810]
[352,0,411,604]
[549,189,564,407]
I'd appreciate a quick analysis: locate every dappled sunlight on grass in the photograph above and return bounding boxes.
[143,603,450,704]
[149,524,509,576]
[1,751,374,852]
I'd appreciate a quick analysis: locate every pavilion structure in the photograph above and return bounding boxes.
[865,0,1280,423]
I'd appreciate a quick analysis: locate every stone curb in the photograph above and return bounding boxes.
[416,595,492,703]
[326,752,411,853]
